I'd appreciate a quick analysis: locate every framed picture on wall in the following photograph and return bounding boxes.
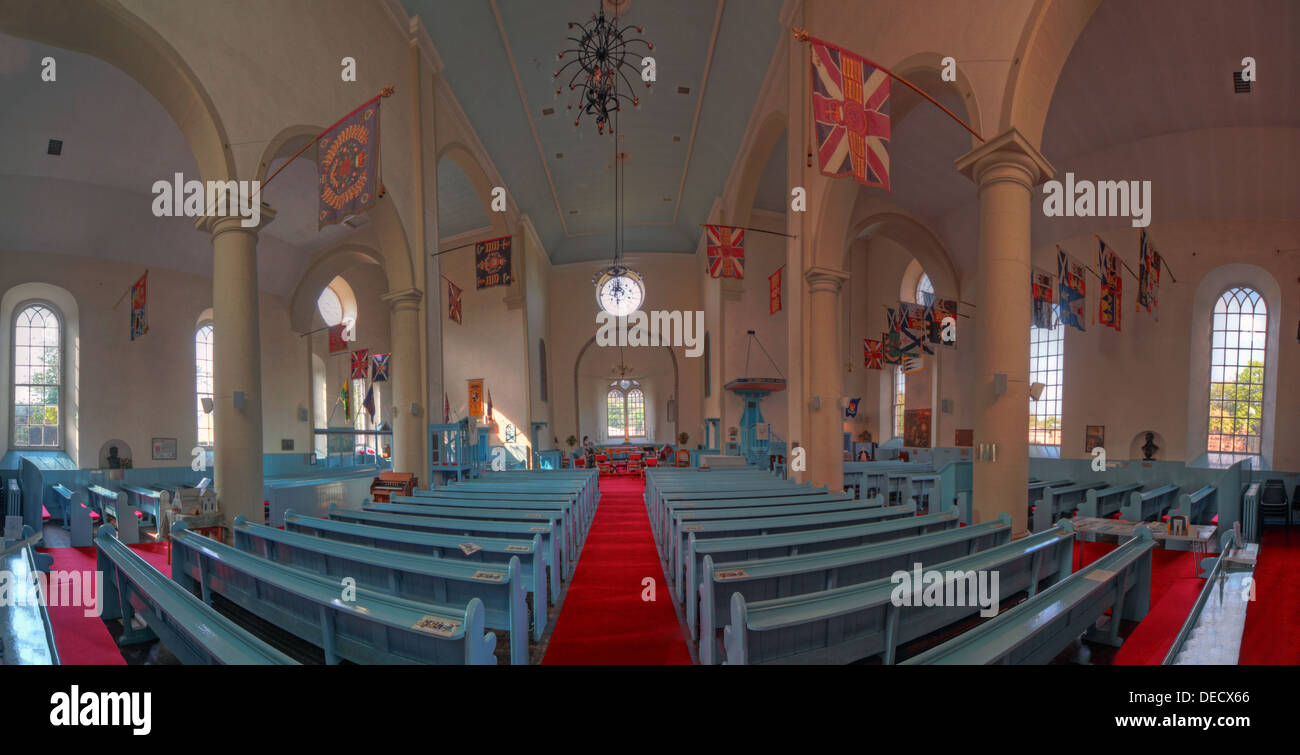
[903,409,931,448]
[1085,425,1105,453]
[151,437,178,461]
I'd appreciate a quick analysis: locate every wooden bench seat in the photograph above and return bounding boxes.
[1121,483,1180,522]
[1078,481,1146,519]
[376,498,575,565]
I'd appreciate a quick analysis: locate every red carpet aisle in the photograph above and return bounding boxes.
[543,475,692,665]
[35,543,171,665]
[1070,541,1203,665]
[1238,529,1300,665]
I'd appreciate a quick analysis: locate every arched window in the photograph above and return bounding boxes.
[195,324,214,447]
[605,380,645,442]
[892,367,905,438]
[1029,321,1064,447]
[1208,287,1267,462]
[317,287,343,327]
[11,303,63,449]
[915,273,934,306]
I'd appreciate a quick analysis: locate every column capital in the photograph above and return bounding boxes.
[382,287,423,311]
[804,265,849,294]
[195,205,276,238]
[954,128,1055,189]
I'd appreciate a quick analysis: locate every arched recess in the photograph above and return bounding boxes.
[0,283,81,465]
[0,0,235,183]
[572,336,679,446]
[999,0,1102,147]
[724,110,788,227]
[288,244,388,334]
[1185,264,1281,467]
[436,142,513,237]
[847,204,961,300]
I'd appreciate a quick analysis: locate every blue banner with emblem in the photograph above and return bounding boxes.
[318,96,381,229]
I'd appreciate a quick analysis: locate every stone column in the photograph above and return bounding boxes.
[196,208,274,529]
[805,265,849,493]
[382,287,425,477]
[955,129,1054,537]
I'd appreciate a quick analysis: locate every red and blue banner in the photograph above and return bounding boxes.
[810,37,891,190]
[370,353,390,382]
[864,338,883,370]
[318,97,381,229]
[1032,268,1055,329]
[129,272,148,341]
[351,349,370,380]
[1137,230,1161,315]
[1098,239,1122,331]
[447,279,463,323]
[1057,247,1087,332]
[475,236,513,289]
[706,225,745,279]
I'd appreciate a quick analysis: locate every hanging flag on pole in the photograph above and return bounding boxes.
[370,353,390,382]
[318,95,384,229]
[447,279,463,324]
[486,390,494,423]
[338,383,351,424]
[1098,239,1123,331]
[769,267,783,313]
[1137,230,1162,315]
[929,297,958,347]
[845,397,860,419]
[864,338,884,370]
[443,392,450,423]
[882,308,903,365]
[810,37,891,190]
[1057,247,1087,332]
[350,349,370,380]
[706,225,745,279]
[898,301,933,356]
[130,272,148,340]
[362,384,375,422]
[1032,268,1056,329]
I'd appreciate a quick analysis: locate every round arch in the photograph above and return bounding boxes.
[0,0,236,184]
[572,335,679,446]
[288,243,387,334]
[848,204,961,300]
[436,142,513,236]
[723,110,788,227]
[999,0,1102,147]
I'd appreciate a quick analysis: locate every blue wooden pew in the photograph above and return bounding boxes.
[0,525,59,665]
[684,512,961,638]
[118,485,161,527]
[368,499,573,570]
[903,529,1154,664]
[285,509,555,603]
[329,504,566,580]
[87,484,141,544]
[170,522,498,665]
[1027,479,1072,521]
[1121,483,1180,522]
[1172,485,1216,524]
[424,483,594,534]
[697,514,1013,663]
[1032,481,1109,532]
[723,520,1077,664]
[395,492,584,553]
[657,491,846,552]
[1078,481,1145,519]
[232,516,534,661]
[648,481,820,542]
[672,502,919,601]
[49,483,75,530]
[95,525,297,665]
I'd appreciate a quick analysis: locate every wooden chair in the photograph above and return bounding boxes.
[627,453,644,477]
[675,449,691,467]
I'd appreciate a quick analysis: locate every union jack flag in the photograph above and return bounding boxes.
[706,225,744,278]
[350,348,369,380]
[810,38,891,190]
[447,280,462,324]
[864,338,884,370]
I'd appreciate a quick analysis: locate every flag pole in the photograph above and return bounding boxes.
[794,30,984,143]
[1096,234,1140,283]
[262,86,395,191]
[112,269,148,310]
[700,223,797,239]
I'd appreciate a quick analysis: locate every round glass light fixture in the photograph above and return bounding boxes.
[594,266,644,316]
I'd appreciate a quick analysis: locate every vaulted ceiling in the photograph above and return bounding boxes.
[407,0,786,263]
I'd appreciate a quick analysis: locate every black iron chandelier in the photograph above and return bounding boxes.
[554,6,653,134]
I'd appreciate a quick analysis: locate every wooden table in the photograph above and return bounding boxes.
[1070,517,1218,576]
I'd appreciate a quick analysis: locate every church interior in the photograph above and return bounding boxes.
[0,0,1296,675]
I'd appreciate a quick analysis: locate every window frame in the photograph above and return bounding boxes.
[195,322,215,448]
[605,381,647,443]
[10,299,65,451]
[1029,320,1064,448]
[1206,286,1267,464]
[892,366,905,439]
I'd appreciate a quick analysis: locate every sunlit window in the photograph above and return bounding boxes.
[605,380,645,442]
[1208,287,1267,464]
[195,324,214,447]
[12,303,62,448]
[892,367,905,438]
[1029,321,1063,447]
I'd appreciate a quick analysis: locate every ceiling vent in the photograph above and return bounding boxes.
[1232,71,1251,93]
[569,209,579,215]
[542,107,555,116]
[555,152,564,159]
[672,135,681,142]
[677,86,691,95]
[343,214,371,229]
[47,138,62,156]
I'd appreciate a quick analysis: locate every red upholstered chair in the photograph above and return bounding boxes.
[574,456,586,468]
[627,453,644,477]
[645,457,658,470]
[595,453,612,475]
[676,449,691,467]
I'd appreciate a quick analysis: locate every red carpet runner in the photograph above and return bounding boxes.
[35,543,171,665]
[543,475,692,664]
[1239,529,1300,665]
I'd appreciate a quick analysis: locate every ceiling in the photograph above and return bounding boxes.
[0,32,361,297]
[408,0,786,263]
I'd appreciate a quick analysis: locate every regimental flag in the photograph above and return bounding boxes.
[370,353,390,382]
[769,267,783,314]
[443,392,450,423]
[350,349,370,380]
[706,225,745,279]
[882,308,903,365]
[1032,268,1056,330]
[1137,230,1161,315]
[338,383,351,424]
[486,390,493,423]
[468,379,484,418]
[864,338,884,369]
[1057,247,1087,332]
[329,324,348,353]
[902,356,924,374]
[1098,239,1123,331]
[898,301,933,356]
[930,297,958,347]
[447,279,463,324]
[810,38,891,190]
[318,96,381,229]
[129,272,148,341]
[475,236,513,289]
[362,384,375,422]
[845,397,860,418]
